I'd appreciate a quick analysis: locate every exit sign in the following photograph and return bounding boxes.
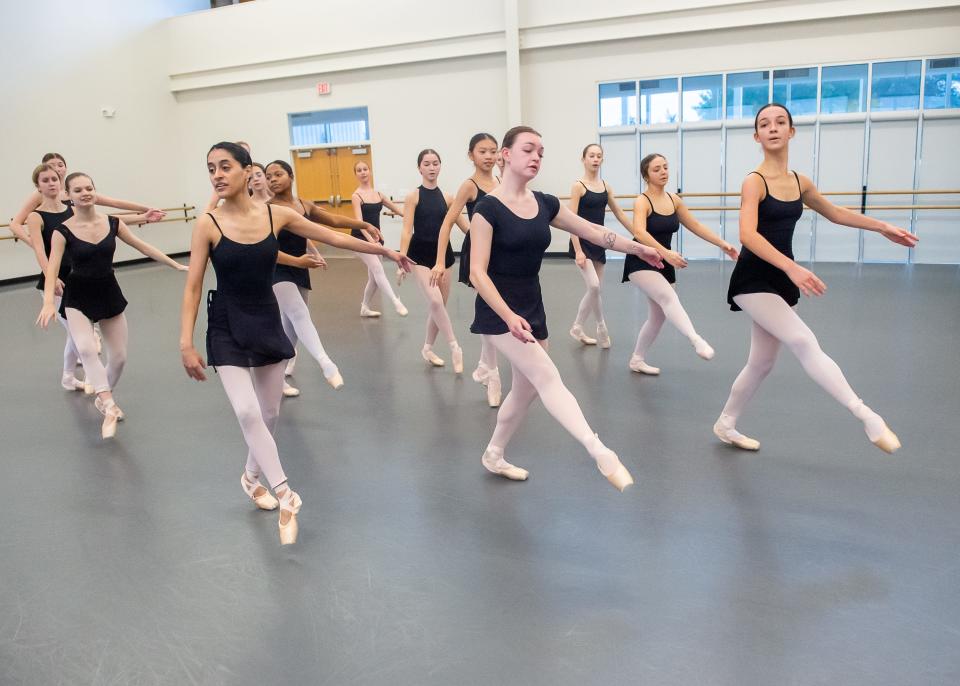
[317,81,331,95]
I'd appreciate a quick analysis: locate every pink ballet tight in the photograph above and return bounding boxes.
[273,282,337,378]
[410,265,457,348]
[628,271,700,359]
[573,260,606,328]
[63,309,127,394]
[356,252,401,307]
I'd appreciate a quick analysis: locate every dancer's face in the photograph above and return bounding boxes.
[644,156,669,188]
[419,154,441,183]
[36,169,62,199]
[354,162,370,184]
[503,133,543,180]
[249,167,268,193]
[67,175,96,208]
[47,157,67,179]
[754,106,794,151]
[495,152,504,173]
[207,149,250,199]
[265,164,292,194]
[469,140,498,173]
[582,145,603,173]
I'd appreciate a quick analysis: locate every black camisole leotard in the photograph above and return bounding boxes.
[459,178,489,287]
[622,193,680,284]
[567,180,609,264]
[406,185,454,269]
[727,171,803,311]
[56,215,127,322]
[33,205,74,291]
[272,199,312,291]
[352,193,385,245]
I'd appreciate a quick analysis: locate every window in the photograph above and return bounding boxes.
[599,81,638,127]
[924,57,960,110]
[288,107,369,146]
[871,60,922,111]
[682,75,722,122]
[726,71,769,119]
[640,78,679,124]
[821,64,868,113]
[773,67,818,116]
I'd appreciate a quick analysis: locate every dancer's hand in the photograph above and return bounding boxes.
[721,243,740,260]
[363,223,383,244]
[628,242,663,269]
[507,314,536,343]
[387,251,415,274]
[54,278,64,296]
[575,251,587,268]
[297,254,326,270]
[787,264,826,297]
[36,304,57,329]
[879,223,918,248]
[176,263,189,272]
[663,249,688,269]
[429,262,446,288]
[145,209,166,223]
[181,346,208,381]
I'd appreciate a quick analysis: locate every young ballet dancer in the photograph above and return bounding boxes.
[350,160,408,318]
[399,149,468,373]
[714,103,917,454]
[265,159,385,392]
[204,141,252,212]
[567,143,635,348]
[624,153,739,374]
[469,126,663,490]
[181,143,411,544]
[430,132,503,406]
[9,152,164,242]
[36,172,186,439]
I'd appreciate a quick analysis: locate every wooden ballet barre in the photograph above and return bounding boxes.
[604,204,960,212]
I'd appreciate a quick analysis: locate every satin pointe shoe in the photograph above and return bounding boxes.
[713,416,760,451]
[451,345,464,374]
[241,472,279,510]
[628,355,661,375]
[95,396,122,440]
[61,374,85,391]
[569,324,597,345]
[481,448,529,481]
[485,368,502,408]
[692,336,715,360]
[282,381,301,398]
[277,488,303,545]
[870,425,901,454]
[421,346,445,367]
[596,323,611,349]
[360,304,382,318]
[325,371,345,390]
[394,300,409,316]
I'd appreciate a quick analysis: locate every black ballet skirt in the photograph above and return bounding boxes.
[622,193,680,285]
[34,206,74,291]
[56,216,127,322]
[408,185,455,269]
[205,208,295,368]
[567,181,609,264]
[727,171,803,311]
[470,192,559,341]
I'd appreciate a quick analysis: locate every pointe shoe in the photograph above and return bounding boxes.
[601,462,635,492]
[421,347,445,367]
[451,345,464,374]
[283,382,301,398]
[569,324,597,346]
[84,382,95,395]
[596,323,611,349]
[692,336,715,361]
[713,417,760,451]
[472,364,489,385]
[481,448,529,481]
[629,355,661,375]
[360,304,382,318]
[285,354,297,377]
[277,488,303,545]
[871,426,901,454]
[325,371,345,390]
[95,397,121,440]
[394,300,409,316]
[486,368,502,408]
[588,435,634,492]
[241,472,278,510]
[61,374,85,392]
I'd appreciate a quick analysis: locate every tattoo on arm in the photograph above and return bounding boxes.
[602,231,616,248]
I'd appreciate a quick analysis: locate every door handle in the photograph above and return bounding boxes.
[329,195,334,205]
[335,194,341,206]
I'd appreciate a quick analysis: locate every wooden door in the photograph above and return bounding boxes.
[289,145,374,218]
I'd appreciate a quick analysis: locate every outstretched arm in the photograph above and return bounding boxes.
[552,204,663,268]
[674,195,739,260]
[116,219,186,271]
[94,193,155,214]
[304,200,382,242]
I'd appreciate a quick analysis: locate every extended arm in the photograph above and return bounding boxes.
[304,200,381,242]
[94,193,153,213]
[552,204,662,267]
[674,195,738,259]
[116,220,186,270]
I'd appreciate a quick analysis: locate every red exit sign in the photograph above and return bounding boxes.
[317,81,331,95]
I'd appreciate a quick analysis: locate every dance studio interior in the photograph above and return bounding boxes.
[2,1,959,684]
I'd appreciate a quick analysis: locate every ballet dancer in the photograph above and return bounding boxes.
[181,143,411,544]
[9,152,164,241]
[350,160,408,318]
[714,103,917,454]
[469,126,663,490]
[204,141,252,212]
[430,132,503,406]
[624,153,739,374]
[567,144,634,348]
[399,149,468,373]
[36,172,186,439]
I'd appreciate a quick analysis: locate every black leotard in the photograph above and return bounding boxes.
[567,181,609,264]
[727,171,803,311]
[470,192,560,341]
[33,205,74,291]
[458,178,488,287]
[622,193,680,284]
[56,215,127,322]
[272,200,312,291]
[206,206,295,368]
[352,193,385,245]
[406,186,454,269]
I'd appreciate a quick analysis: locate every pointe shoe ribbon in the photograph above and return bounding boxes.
[241,473,279,510]
[713,418,760,451]
[482,449,529,481]
[278,489,303,546]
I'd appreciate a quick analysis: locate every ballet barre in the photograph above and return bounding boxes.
[1,205,197,240]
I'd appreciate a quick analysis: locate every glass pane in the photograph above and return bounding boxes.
[871,60,921,111]
[726,71,769,119]
[599,81,638,127]
[289,106,369,146]
[924,57,960,110]
[772,67,817,116]
[640,78,679,124]
[821,64,868,113]
[682,74,722,121]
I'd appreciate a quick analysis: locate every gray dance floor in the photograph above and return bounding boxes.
[1,257,958,685]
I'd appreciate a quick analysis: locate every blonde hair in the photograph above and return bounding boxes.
[32,163,60,187]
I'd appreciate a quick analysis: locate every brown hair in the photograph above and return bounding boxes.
[753,102,793,132]
[502,126,541,149]
[417,148,441,166]
[41,152,66,166]
[32,163,60,187]
[581,143,603,158]
[64,172,94,192]
[640,153,667,181]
